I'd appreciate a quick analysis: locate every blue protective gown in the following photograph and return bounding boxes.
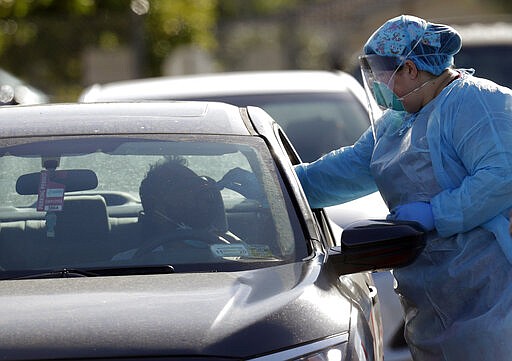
[295,72,512,361]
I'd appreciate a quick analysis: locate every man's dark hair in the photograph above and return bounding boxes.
[139,157,225,231]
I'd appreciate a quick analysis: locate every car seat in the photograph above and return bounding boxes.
[51,195,112,265]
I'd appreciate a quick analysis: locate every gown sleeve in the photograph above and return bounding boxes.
[430,81,512,236]
[294,126,378,208]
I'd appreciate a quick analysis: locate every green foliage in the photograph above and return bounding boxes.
[0,0,335,101]
[145,0,218,75]
[0,0,218,101]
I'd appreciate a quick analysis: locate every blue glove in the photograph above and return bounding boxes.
[217,167,262,199]
[387,201,435,231]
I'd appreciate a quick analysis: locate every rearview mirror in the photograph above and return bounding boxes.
[327,219,425,276]
[16,169,98,195]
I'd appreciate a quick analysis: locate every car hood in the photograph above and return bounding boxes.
[0,261,353,359]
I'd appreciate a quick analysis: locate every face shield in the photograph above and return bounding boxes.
[359,54,407,112]
[359,54,411,141]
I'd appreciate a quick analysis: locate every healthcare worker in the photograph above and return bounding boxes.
[295,15,512,361]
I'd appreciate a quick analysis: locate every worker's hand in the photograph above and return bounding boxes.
[387,201,435,231]
[217,167,262,199]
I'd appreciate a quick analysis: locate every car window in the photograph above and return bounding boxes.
[0,135,307,274]
[454,44,512,88]
[176,92,370,162]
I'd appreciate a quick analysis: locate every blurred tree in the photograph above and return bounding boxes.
[145,0,217,76]
[0,0,330,101]
[0,0,218,101]
[216,0,313,18]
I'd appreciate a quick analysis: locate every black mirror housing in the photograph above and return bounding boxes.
[327,219,425,276]
[16,169,98,195]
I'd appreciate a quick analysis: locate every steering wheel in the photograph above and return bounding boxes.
[132,228,228,259]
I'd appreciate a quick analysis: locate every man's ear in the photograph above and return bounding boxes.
[403,60,419,79]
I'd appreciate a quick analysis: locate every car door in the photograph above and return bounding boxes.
[273,121,384,361]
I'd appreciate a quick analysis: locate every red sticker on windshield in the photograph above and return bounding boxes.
[36,170,65,212]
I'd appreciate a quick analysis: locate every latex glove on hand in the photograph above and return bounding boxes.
[387,201,435,231]
[217,167,262,199]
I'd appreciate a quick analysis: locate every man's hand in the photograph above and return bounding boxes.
[217,167,262,199]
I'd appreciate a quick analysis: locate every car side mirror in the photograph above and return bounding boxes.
[327,219,425,276]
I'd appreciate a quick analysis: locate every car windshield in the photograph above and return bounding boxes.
[0,134,307,276]
[176,92,370,162]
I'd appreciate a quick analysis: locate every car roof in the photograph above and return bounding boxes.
[79,70,367,103]
[0,68,49,105]
[0,101,253,138]
[452,22,512,45]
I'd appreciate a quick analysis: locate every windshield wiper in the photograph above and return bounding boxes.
[0,265,175,280]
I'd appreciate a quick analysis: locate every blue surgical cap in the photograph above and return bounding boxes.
[363,15,462,76]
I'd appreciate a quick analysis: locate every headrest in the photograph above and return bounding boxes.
[54,195,110,239]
